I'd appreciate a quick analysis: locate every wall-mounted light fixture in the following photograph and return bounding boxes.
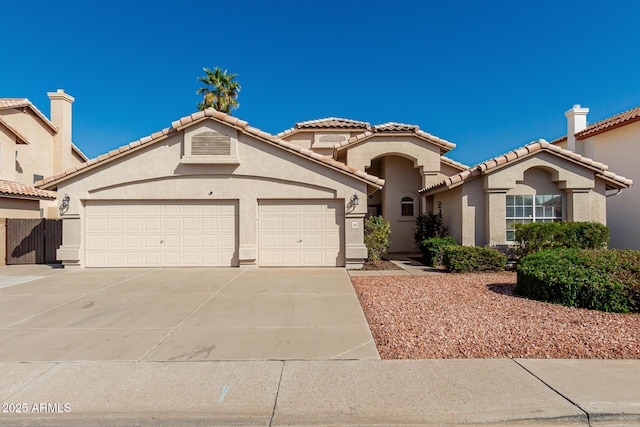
[59,193,70,215]
[351,193,359,206]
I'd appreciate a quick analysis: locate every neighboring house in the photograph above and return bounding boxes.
[551,105,640,249]
[38,107,631,269]
[0,90,87,218]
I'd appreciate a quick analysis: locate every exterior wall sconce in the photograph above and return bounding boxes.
[351,193,359,206]
[59,193,70,215]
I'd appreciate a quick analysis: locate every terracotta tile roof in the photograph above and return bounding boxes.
[335,122,456,154]
[277,117,371,137]
[0,98,58,133]
[551,105,640,145]
[420,139,633,194]
[549,135,567,145]
[575,105,640,139]
[372,122,420,132]
[0,117,30,144]
[37,109,385,192]
[0,179,56,200]
[441,156,468,171]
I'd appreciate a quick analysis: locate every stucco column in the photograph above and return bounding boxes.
[57,214,82,270]
[345,212,367,269]
[421,171,440,189]
[238,196,257,267]
[567,189,591,222]
[486,190,508,245]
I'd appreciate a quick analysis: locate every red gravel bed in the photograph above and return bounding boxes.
[351,272,640,359]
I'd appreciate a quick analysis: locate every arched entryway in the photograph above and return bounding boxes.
[366,155,422,253]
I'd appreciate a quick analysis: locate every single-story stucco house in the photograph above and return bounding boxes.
[37,100,632,269]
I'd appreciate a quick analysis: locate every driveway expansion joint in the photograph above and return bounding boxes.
[511,358,592,426]
[269,361,285,427]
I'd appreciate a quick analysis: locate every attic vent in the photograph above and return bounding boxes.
[191,132,231,155]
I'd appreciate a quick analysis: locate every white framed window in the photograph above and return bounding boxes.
[506,194,562,241]
[401,196,415,217]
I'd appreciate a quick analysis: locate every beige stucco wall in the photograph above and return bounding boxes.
[54,119,370,268]
[0,198,41,218]
[0,126,18,181]
[432,186,463,244]
[584,123,640,249]
[2,110,56,185]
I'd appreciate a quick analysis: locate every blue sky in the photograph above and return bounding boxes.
[2,0,639,166]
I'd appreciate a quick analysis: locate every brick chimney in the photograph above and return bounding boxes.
[564,104,589,154]
[48,89,75,173]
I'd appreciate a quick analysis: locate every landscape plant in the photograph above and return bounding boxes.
[414,202,448,247]
[421,237,457,267]
[514,222,609,256]
[364,215,391,261]
[442,246,507,272]
[516,248,640,313]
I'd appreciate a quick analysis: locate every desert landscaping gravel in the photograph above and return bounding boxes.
[352,272,640,359]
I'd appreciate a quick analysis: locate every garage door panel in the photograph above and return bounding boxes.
[106,218,123,232]
[259,217,279,231]
[144,252,162,265]
[282,218,301,231]
[105,251,124,266]
[201,218,218,230]
[182,217,199,230]
[303,235,322,248]
[106,235,123,249]
[220,217,235,231]
[125,205,142,214]
[106,205,124,214]
[303,217,322,230]
[163,217,180,231]
[86,235,104,250]
[258,200,344,267]
[126,252,142,265]
[126,235,142,248]
[86,218,105,231]
[126,217,142,232]
[219,234,236,249]
[281,235,301,248]
[85,201,238,267]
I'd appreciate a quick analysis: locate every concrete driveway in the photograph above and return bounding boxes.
[0,265,379,361]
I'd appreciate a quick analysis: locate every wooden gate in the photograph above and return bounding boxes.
[5,219,63,265]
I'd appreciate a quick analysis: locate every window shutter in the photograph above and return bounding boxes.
[191,132,231,155]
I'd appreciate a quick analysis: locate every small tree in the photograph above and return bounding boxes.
[414,202,448,247]
[364,215,391,261]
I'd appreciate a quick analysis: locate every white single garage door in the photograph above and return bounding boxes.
[258,200,344,267]
[85,200,238,267]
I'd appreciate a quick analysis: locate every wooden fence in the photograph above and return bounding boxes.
[5,219,63,265]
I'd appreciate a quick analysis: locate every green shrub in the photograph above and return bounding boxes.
[442,246,507,272]
[364,215,391,261]
[515,249,640,313]
[421,237,457,267]
[414,202,448,246]
[515,222,609,256]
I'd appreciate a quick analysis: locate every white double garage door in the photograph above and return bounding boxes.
[85,200,344,267]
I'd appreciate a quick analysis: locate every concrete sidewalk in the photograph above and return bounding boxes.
[1,359,640,426]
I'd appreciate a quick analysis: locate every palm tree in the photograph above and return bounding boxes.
[197,67,241,113]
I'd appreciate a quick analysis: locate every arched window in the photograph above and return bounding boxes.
[401,196,415,217]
